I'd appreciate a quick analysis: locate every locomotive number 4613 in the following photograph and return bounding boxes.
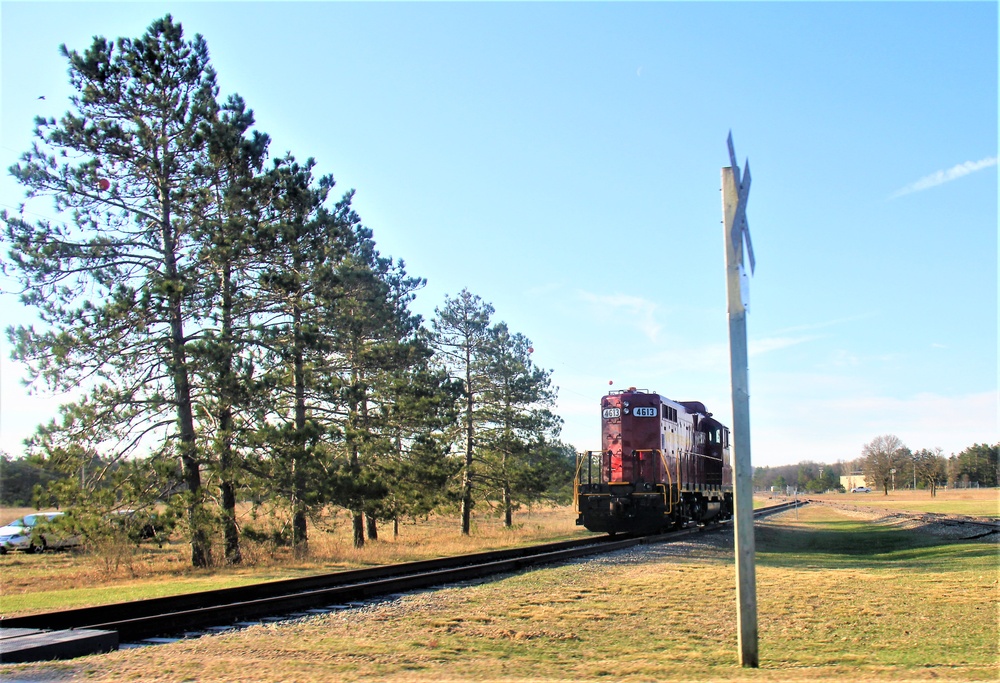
[602,408,621,419]
[633,407,657,417]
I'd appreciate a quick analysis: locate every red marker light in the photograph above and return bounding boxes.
[98,178,110,191]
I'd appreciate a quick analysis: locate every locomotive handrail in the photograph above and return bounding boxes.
[678,448,686,491]
[625,448,647,481]
[573,454,585,509]
[656,449,677,513]
[627,449,679,514]
[574,451,607,512]
[626,449,642,484]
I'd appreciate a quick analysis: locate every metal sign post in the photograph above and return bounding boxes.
[721,131,758,668]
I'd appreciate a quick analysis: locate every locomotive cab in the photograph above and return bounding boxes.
[696,415,731,487]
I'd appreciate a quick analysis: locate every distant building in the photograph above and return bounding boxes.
[841,472,868,490]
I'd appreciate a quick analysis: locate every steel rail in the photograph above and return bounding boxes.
[1,535,621,633]
[2,501,803,643]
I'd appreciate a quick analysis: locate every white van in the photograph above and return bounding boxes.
[0,512,80,553]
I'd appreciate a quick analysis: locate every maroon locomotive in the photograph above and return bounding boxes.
[575,387,733,534]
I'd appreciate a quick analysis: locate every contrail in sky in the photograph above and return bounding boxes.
[890,156,998,199]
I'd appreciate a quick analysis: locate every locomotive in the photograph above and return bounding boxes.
[575,388,733,534]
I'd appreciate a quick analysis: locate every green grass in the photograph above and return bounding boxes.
[0,545,375,615]
[1,574,273,614]
[760,511,946,561]
[859,498,999,517]
[814,489,999,518]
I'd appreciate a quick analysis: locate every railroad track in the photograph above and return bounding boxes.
[1,501,802,655]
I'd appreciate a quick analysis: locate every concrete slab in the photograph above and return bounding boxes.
[0,627,118,663]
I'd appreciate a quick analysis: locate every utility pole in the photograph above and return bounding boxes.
[721,131,758,668]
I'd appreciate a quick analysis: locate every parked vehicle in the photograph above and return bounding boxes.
[109,509,173,543]
[0,512,80,553]
[851,486,871,493]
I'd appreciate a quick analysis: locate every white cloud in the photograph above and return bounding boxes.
[889,156,998,199]
[577,290,662,341]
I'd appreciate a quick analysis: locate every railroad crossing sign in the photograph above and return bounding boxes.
[727,132,756,275]
[725,132,755,312]
[721,131,758,668]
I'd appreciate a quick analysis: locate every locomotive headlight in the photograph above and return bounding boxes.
[623,401,630,407]
[623,408,630,414]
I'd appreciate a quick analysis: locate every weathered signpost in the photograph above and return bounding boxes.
[721,132,758,667]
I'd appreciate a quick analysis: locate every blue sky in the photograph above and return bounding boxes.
[1,2,996,467]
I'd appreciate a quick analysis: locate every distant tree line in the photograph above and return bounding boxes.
[753,462,844,494]
[0,450,63,507]
[751,440,998,497]
[858,437,997,496]
[0,16,570,567]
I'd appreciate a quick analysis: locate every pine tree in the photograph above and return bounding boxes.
[2,16,220,567]
[253,156,347,554]
[321,224,451,547]
[951,443,999,488]
[432,290,495,535]
[370,364,461,537]
[477,323,560,527]
[189,94,272,564]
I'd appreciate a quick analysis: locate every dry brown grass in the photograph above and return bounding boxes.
[4,490,994,608]
[0,505,586,613]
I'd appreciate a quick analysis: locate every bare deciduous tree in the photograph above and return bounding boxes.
[861,434,908,495]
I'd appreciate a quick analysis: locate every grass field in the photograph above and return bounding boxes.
[2,500,781,615]
[809,488,999,518]
[1,502,997,682]
[0,505,588,616]
[1,491,995,615]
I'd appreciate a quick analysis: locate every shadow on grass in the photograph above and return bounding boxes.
[755,520,998,572]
